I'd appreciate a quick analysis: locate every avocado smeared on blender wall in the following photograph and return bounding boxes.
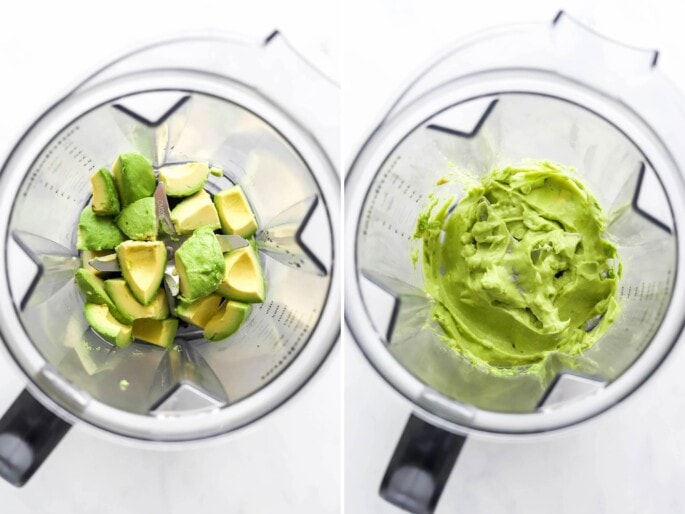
[75,153,267,349]
[415,161,621,372]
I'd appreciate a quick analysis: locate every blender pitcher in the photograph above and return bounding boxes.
[0,32,340,486]
[346,12,685,514]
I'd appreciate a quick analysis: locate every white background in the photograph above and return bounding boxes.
[343,1,685,513]
[0,1,340,513]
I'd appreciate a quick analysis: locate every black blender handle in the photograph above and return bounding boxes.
[380,414,467,514]
[0,389,71,487]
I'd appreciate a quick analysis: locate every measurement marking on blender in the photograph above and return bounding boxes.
[260,307,317,380]
[22,125,93,201]
[362,156,400,235]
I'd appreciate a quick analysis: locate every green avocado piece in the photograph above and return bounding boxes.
[75,268,114,307]
[104,278,169,323]
[175,227,225,302]
[170,190,221,235]
[112,153,156,206]
[116,197,157,241]
[90,168,120,216]
[159,162,210,197]
[175,293,223,328]
[84,303,133,348]
[77,207,126,251]
[133,318,178,348]
[75,268,129,324]
[203,301,250,342]
[214,185,258,237]
[116,241,167,305]
[217,246,265,303]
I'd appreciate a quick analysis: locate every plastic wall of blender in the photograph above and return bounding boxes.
[68,34,339,168]
[384,11,657,124]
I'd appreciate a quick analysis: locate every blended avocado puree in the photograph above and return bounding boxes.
[415,161,621,372]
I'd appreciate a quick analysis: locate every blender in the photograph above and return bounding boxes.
[346,11,685,514]
[0,32,340,486]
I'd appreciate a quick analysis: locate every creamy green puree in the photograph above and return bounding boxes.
[415,161,621,372]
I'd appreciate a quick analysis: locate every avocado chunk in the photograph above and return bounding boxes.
[75,267,114,306]
[112,153,156,206]
[217,247,265,303]
[116,241,167,305]
[214,185,258,237]
[133,318,178,348]
[90,168,120,216]
[77,206,126,251]
[170,189,221,235]
[116,197,157,241]
[75,268,109,305]
[81,250,113,276]
[175,227,225,302]
[104,278,169,323]
[175,293,223,328]
[84,303,133,348]
[159,162,210,197]
[203,301,250,342]
[75,268,130,323]
[209,166,223,177]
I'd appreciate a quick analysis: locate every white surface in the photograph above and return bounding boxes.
[343,0,685,513]
[0,1,340,513]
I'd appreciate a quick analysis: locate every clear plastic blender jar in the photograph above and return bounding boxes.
[346,12,685,514]
[0,32,340,486]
